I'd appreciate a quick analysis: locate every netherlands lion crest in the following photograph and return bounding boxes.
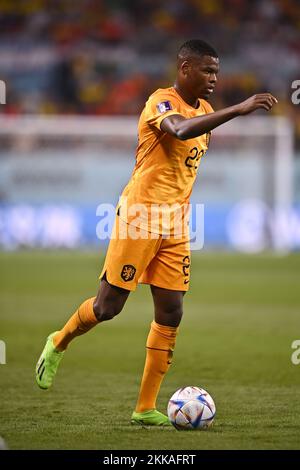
[121,264,136,282]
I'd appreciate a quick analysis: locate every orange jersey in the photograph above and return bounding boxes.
[118,86,214,234]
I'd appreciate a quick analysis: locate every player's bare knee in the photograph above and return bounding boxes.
[170,306,183,324]
[93,305,116,322]
[164,303,183,319]
[93,298,122,322]
[96,310,117,322]
[156,305,183,327]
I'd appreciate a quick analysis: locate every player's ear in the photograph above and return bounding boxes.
[181,60,190,77]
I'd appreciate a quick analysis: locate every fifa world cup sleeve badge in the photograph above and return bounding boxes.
[157,101,173,114]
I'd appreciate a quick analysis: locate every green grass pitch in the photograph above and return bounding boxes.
[1,250,300,449]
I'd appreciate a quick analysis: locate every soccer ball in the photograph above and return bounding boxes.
[167,386,216,430]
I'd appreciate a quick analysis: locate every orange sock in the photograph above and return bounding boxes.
[135,321,178,412]
[53,297,99,351]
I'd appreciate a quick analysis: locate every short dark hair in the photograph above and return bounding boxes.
[178,39,218,60]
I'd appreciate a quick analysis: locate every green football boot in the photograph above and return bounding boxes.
[131,409,171,426]
[35,332,64,390]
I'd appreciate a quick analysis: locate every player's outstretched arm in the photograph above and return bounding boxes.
[161,93,278,140]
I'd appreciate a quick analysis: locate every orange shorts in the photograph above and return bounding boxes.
[99,215,191,292]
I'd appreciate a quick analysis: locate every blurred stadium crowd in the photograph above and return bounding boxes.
[0,0,299,144]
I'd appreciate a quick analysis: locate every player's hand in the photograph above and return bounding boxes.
[235,93,278,115]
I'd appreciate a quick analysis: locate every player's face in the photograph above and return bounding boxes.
[187,55,219,99]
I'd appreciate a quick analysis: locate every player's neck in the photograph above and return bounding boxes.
[173,83,199,109]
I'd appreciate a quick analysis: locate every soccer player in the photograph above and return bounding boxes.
[35,39,277,426]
